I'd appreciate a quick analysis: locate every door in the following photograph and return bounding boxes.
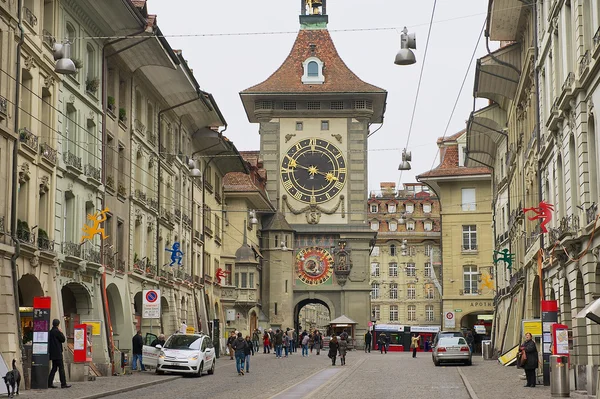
[142,333,160,368]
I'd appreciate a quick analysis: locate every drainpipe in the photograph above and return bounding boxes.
[11,0,25,362]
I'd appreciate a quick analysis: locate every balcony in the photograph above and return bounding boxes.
[166,154,175,165]
[42,29,55,49]
[579,50,591,81]
[118,182,127,198]
[62,241,82,258]
[84,248,101,264]
[160,207,174,223]
[0,96,7,121]
[40,143,57,165]
[586,203,598,226]
[17,223,35,245]
[593,26,600,59]
[23,7,37,28]
[557,72,575,110]
[236,288,258,303]
[133,258,147,274]
[19,128,39,153]
[63,151,82,171]
[84,163,101,182]
[146,262,157,278]
[0,215,4,234]
[182,213,191,227]
[221,286,238,301]
[134,119,146,135]
[159,144,167,158]
[524,225,541,251]
[549,214,580,243]
[116,259,126,273]
[106,175,115,191]
[37,234,55,252]
[174,208,181,221]
[148,131,157,146]
[134,189,147,204]
[103,247,115,269]
[149,198,158,211]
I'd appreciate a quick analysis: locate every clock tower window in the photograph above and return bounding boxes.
[302,56,324,84]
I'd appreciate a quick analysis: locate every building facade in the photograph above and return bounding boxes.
[368,182,442,334]
[240,0,387,346]
[418,131,495,337]
[469,0,600,394]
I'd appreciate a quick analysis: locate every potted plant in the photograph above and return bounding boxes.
[17,219,30,242]
[38,228,49,249]
[86,77,99,93]
[73,59,83,70]
[107,96,115,113]
[119,108,127,123]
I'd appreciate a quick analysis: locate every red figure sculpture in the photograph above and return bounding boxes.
[523,201,555,233]
[215,268,231,285]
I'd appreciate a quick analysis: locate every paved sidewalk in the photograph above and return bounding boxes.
[15,370,180,399]
[460,356,551,399]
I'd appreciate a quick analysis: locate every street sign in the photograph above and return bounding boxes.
[454,309,462,312]
[444,311,455,329]
[142,290,161,319]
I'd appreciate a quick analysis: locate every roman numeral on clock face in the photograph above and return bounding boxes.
[334,181,344,190]
[283,180,293,190]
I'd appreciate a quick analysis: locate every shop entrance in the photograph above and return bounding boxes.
[106,283,125,348]
[18,274,44,345]
[460,311,493,353]
[61,283,92,342]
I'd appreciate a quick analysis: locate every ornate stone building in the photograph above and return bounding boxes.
[368,182,442,333]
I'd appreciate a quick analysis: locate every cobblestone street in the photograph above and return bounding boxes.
[13,350,562,398]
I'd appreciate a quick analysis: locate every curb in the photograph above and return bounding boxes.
[457,367,479,399]
[77,375,181,399]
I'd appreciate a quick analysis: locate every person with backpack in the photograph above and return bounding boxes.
[231,332,248,375]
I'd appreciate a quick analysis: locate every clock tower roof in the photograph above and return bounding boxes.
[241,29,385,96]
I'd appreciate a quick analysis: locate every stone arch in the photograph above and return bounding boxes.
[248,308,258,333]
[293,295,335,334]
[106,283,124,337]
[18,274,44,307]
[573,270,588,361]
[161,296,173,334]
[61,282,92,340]
[561,278,572,328]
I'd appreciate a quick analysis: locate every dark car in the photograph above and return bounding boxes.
[432,331,464,349]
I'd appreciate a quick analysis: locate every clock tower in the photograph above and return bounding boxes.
[240,0,387,345]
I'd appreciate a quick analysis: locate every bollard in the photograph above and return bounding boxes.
[550,355,570,397]
[482,340,493,360]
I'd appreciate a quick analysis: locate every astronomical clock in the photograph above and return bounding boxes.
[295,247,334,286]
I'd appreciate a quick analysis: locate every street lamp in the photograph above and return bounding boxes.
[188,158,201,177]
[398,148,412,171]
[394,27,417,66]
[52,41,77,75]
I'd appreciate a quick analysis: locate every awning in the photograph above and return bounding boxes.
[252,245,263,259]
[488,0,529,41]
[473,43,521,108]
[576,298,600,324]
[329,315,357,325]
[192,129,249,175]
[465,104,507,168]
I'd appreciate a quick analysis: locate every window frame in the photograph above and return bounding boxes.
[425,305,434,322]
[389,305,399,321]
[407,305,416,321]
[388,262,398,277]
[462,225,478,251]
[461,188,476,211]
[463,265,479,295]
[406,263,416,277]
[371,262,380,277]
[389,283,398,300]
[407,283,416,299]
[371,282,380,299]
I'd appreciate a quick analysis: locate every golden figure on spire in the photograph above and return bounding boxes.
[306,0,323,15]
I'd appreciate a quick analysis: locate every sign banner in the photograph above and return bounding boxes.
[32,296,51,390]
[142,290,161,319]
[444,311,455,329]
[541,300,558,386]
[410,326,440,333]
[522,320,542,336]
[85,321,102,336]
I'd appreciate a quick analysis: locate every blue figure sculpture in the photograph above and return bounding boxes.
[165,242,184,266]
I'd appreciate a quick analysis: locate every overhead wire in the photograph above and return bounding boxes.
[396,0,437,189]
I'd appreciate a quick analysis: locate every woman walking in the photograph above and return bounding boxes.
[301,331,310,357]
[244,335,254,373]
[520,332,538,388]
[411,334,421,358]
[328,335,339,366]
[338,335,348,366]
[263,331,271,354]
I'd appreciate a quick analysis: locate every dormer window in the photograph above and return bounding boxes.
[302,57,324,84]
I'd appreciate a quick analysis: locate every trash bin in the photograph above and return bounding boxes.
[482,340,492,360]
[550,355,570,397]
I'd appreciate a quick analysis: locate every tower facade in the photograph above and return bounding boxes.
[240,0,387,345]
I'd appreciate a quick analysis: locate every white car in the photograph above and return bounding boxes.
[143,333,216,376]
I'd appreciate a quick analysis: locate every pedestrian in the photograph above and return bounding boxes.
[314,331,321,355]
[244,335,254,373]
[338,334,348,366]
[283,333,290,357]
[364,330,372,353]
[47,319,71,389]
[328,335,339,366]
[520,332,538,388]
[411,333,421,358]
[232,332,248,376]
[268,328,275,352]
[274,329,284,358]
[252,329,260,353]
[292,329,298,352]
[309,332,315,354]
[465,330,474,353]
[286,328,294,355]
[263,331,271,353]
[227,331,236,360]
[131,330,146,371]
[378,333,388,354]
[301,332,310,357]
[150,334,166,347]
[179,320,187,334]
[340,329,349,341]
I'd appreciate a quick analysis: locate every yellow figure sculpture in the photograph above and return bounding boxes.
[306,0,322,15]
[80,208,110,243]
[481,273,494,291]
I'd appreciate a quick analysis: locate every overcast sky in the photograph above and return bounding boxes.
[151,0,491,192]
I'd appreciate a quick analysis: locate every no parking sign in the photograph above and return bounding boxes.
[444,311,455,329]
[143,290,161,319]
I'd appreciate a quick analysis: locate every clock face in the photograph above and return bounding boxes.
[281,138,347,204]
[296,247,334,285]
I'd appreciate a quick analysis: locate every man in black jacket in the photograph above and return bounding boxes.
[131,330,146,371]
[231,333,248,375]
[47,319,71,388]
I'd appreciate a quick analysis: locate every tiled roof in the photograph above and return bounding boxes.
[131,0,146,7]
[223,172,261,193]
[241,29,385,94]
[418,130,491,179]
